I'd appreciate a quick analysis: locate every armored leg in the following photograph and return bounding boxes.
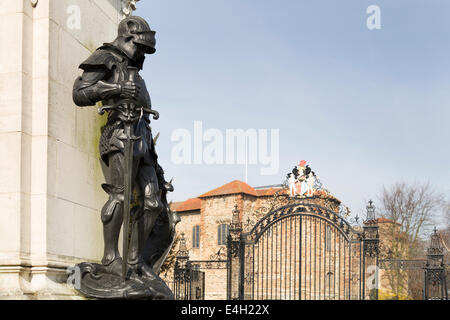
[127,206,144,266]
[101,152,125,267]
[139,164,164,243]
[127,163,163,278]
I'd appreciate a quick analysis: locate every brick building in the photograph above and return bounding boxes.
[168,180,284,299]
[162,161,435,300]
[167,179,353,300]
[171,181,289,261]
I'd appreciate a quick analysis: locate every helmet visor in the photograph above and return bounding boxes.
[132,31,156,54]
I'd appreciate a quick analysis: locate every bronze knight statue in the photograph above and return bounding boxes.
[72,16,179,299]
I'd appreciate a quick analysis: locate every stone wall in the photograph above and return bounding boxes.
[200,195,243,259]
[0,0,123,299]
[199,195,241,300]
[175,211,201,261]
[376,220,411,299]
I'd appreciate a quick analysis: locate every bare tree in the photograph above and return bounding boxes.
[378,181,445,299]
[440,201,450,267]
[444,201,450,233]
[381,181,444,257]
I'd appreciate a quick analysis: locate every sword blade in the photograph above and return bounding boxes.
[122,122,134,280]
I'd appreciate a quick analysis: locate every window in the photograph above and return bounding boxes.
[192,225,200,248]
[217,224,229,245]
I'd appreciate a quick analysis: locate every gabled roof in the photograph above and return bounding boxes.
[171,198,201,213]
[171,181,307,212]
[198,180,258,198]
[255,187,286,197]
[375,217,401,225]
[365,217,401,226]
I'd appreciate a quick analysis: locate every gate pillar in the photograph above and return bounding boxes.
[362,200,380,300]
[174,233,190,300]
[424,227,448,300]
[227,205,244,300]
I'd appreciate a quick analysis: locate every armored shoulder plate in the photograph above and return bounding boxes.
[79,49,122,72]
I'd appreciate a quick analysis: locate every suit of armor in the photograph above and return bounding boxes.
[73,17,175,279]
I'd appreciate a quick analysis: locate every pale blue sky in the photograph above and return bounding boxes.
[135,1,450,220]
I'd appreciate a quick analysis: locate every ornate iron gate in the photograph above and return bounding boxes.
[379,259,426,299]
[173,261,205,300]
[173,234,206,300]
[424,228,448,300]
[227,200,379,300]
[377,228,448,300]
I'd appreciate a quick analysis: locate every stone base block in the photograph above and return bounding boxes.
[0,265,85,300]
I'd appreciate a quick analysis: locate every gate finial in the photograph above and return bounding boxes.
[176,233,189,262]
[424,227,447,300]
[366,200,376,222]
[230,205,241,230]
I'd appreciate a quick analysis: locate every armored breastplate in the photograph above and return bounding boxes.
[102,51,152,123]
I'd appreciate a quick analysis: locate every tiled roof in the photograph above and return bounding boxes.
[376,217,400,224]
[255,187,286,196]
[365,217,401,225]
[171,198,201,213]
[172,181,291,211]
[198,180,258,198]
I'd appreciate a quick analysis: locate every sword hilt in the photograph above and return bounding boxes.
[98,105,116,115]
[118,134,141,142]
[98,104,160,121]
[143,107,159,120]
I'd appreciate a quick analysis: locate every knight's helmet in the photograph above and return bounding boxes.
[118,16,156,54]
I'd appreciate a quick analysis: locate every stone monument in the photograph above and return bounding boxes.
[0,0,177,300]
[72,15,178,300]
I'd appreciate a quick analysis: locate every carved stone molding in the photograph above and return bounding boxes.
[121,0,140,18]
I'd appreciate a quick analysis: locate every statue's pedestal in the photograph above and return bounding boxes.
[0,265,85,300]
[0,0,124,299]
[75,262,174,300]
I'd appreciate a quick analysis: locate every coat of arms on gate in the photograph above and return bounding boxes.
[285,160,328,197]
[284,160,351,218]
